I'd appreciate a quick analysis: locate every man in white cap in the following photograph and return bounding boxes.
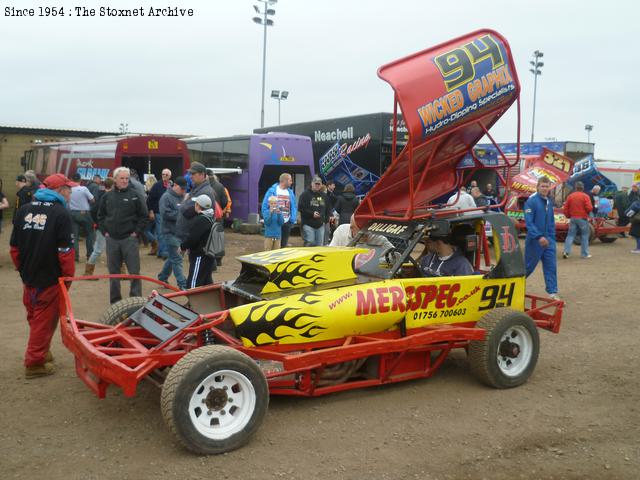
[180,194,216,288]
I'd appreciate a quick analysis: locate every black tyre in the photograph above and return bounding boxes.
[573,223,596,245]
[598,236,617,244]
[161,345,269,455]
[99,296,147,325]
[468,308,540,389]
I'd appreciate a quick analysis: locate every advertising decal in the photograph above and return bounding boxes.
[417,34,516,138]
[509,148,574,194]
[230,275,525,347]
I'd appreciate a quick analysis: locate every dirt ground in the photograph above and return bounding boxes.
[0,229,638,480]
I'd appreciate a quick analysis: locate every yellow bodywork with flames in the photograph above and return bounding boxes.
[229,248,526,348]
[236,247,369,294]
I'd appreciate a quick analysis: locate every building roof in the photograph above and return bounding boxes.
[596,159,640,170]
[0,124,118,137]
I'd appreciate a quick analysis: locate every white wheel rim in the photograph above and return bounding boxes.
[188,369,256,440]
[496,325,532,377]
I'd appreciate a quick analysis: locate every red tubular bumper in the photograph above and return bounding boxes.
[58,276,228,398]
[525,293,563,334]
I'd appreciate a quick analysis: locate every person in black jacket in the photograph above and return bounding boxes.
[207,173,228,266]
[181,194,215,288]
[97,167,148,304]
[629,183,640,205]
[10,173,75,378]
[207,172,228,210]
[298,175,330,246]
[14,174,36,219]
[334,183,360,225]
[613,186,630,236]
[326,180,338,212]
[85,177,113,276]
[471,187,489,207]
[324,180,338,244]
[86,174,102,198]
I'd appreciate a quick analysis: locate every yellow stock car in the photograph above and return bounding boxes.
[60,28,563,455]
[60,212,562,455]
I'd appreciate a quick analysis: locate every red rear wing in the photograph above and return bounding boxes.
[509,148,575,195]
[356,29,521,224]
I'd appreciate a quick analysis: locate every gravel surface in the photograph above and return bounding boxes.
[1,231,638,480]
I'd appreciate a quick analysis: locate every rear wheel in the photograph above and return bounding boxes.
[161,345,268,455]
[598,236,617,243]
[469,308,540,388]
[99,296,147,325]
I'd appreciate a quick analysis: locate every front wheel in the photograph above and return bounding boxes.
[468,308,540,388]
[161,345,269,455]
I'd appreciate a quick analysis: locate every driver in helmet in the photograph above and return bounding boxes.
[420,233,473,277]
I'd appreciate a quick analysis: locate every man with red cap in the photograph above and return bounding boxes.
[10,173,76,378]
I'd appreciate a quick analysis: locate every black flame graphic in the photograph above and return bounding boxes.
[309,254,326,263]
[244,248,301,264]
[236,301,324,346]
[297,325,327,339]
[270,261,327,289]
[297,292,322,305]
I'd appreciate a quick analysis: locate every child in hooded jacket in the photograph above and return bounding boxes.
[262,195,285,250]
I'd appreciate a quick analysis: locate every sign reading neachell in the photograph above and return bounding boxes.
[314,127,354,142]
[255,113,399,181]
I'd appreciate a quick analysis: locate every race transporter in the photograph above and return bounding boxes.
[59,30,563,455]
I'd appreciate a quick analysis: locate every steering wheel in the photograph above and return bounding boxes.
[384,247,400,266]
[407,255,421,271]
[383,247,422,278]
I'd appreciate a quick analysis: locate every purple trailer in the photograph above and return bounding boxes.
[185,133,315,221]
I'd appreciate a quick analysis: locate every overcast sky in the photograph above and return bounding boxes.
[1,0,638,160]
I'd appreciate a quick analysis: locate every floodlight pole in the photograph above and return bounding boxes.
[585,124,593,143]
[277,96,281,125]
[260,6,268,128]
[529,50,544,143]
[271,90,288,125]
[253,1,276,128]
[531,71,538,142]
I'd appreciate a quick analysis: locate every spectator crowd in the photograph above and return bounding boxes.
[4,163,640,380]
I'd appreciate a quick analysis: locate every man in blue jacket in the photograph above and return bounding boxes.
[524,176,560,300]
[261,173,297,248]
[158,177,188,289]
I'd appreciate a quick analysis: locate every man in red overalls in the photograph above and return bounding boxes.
[10,173,76,378]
